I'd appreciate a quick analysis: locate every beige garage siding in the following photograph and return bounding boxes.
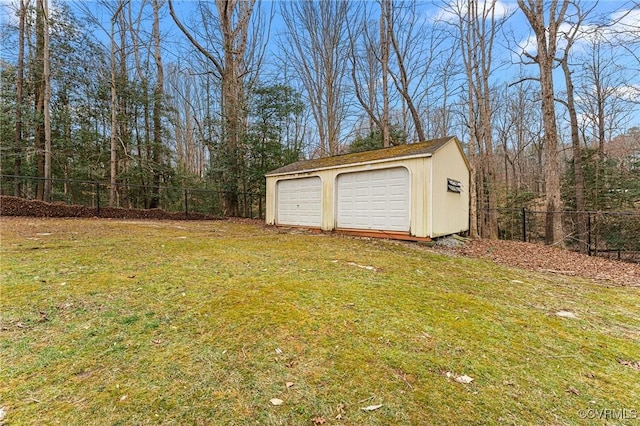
[430,140,470,237]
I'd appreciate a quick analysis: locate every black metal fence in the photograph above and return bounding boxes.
[0,175,265,219]
[492,208,640,263]
[3,175,637,261]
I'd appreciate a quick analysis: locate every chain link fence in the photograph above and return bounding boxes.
[0,175,265,219]
[492,208,640,263]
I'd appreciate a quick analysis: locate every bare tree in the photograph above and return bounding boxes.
[347,2,391,147]
[556,2,596,253]
[151,0,164,208]
[495,80,539,196]
[350,1,454,146]
[108,1,127,207]
[574,13,639,213]
[166,64,206,176]
[387,0,430,143]
[578,33,635,158]
[33,0,45,200]
[429,43,460,139]
[169,0,266,214]
[14,0,30,197]
[279,0,352,156]
[42,0,52,201]
[76,0,128,207]
[517,0,569,246]
[380,0,392,147]
[445,0,507,239]
[127,0,149,207]
[602,3,640,74]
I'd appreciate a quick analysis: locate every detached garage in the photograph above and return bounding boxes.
[265,136,470,240]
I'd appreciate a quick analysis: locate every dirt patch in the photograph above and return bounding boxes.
[442,238,640,286]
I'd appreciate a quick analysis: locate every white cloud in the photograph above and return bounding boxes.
[576,84,640,106]
[1,0,65,33]
[562,8,640,47]
[432,0,513,23]
[612,84,640,101]
[517,33,537,57]
[610,8,640,31]
[597,8,640,43]
[514,5,640,60]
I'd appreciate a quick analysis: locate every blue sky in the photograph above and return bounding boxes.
[1,0,638,137]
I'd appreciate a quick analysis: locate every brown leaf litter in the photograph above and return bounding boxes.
[441,238,640,286]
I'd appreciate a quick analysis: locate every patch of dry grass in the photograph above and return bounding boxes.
[1,217,639,425]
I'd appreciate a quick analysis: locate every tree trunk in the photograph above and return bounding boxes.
[109,17,119,207]
[380,0,391,147]
[462,3,479,237]
[563,59,587,253]
[150,0,164,209]
[540,64,563,245]
[558,5,590,253]
[217,0,256,216]
[42,0,52,202]
[517,0,567,246]
[34,1,45,200]
[14,0,29,197]
[169,0,265,214]
[468,163,479,238]
[389,24,425,143]
[596,82,606,158]
[221,32,238,215]
[455,0,499,239]
[108,1,128,207]
[476,1,498,239]
[118,9,130,207]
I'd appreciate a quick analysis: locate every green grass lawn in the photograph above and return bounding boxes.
[1,218,638,425]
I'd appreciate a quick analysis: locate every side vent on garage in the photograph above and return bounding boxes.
[447,178,462,193]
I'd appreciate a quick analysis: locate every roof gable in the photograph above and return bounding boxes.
[267,136,460,176]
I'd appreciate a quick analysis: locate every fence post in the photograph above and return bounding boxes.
[184,189,188,216]
[587,213,592,256]
[521,207,527,242]
[95,181,100,216]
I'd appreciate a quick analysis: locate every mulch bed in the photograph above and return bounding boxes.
[0,195,220,221]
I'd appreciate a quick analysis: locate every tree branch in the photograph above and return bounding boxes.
[508,76,540,87]
[168,0,223,78]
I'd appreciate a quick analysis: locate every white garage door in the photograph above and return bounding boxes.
[276,177,322,227]
[336,167,410,232]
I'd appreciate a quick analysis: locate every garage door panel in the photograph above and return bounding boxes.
[336,167,410,232]
[277,177,322,227]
